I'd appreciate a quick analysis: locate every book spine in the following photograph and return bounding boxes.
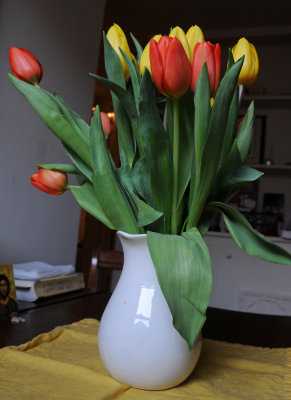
[35,274,85,298]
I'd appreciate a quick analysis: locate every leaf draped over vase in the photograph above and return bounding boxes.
[8,24,291,348]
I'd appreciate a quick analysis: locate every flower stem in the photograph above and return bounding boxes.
[171,99,179,235]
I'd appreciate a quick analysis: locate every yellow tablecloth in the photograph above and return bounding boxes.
[1,319,290,399]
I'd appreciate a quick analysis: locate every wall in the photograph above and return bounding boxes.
[205,232,291,315]
[0,0,106,265]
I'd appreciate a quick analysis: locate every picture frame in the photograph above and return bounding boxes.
[0,264,19,322]
[245,115,266,164]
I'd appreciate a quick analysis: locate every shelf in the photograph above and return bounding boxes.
[247,164,291,175]
[241,94,291,108]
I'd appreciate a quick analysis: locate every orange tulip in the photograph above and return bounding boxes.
[31,167,67,195]
[191,41,221,96]
[9,47,43,85]
[149,36,192,99]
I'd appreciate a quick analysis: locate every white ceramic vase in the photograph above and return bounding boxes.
[98,231,202,390]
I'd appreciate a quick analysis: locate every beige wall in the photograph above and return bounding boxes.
[0,0,106,265]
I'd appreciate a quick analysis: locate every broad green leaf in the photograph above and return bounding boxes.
[193,63,211,171]
[237,102,255,164]
[197,207,218,236]
[218,86,239,170]
[168,91,195,210]
[138,70,172,231]
[92,173,139,234]
[227,48,235,70]
[147,228,213,348]
[8,74,91,166]
[132,194,163,228]
[187,58,244,229]
[90,107,139,234]
[37,163,79,174]
[63,143,93,181]
[120,48,140,112]
[90,73,137,121]
[54,92,90,139]
[130,33,143,63]
[132,157,157,208]
[103,32,126,88]
[69,182,114,229]
[102,33,136,168]
[209,201,291,265]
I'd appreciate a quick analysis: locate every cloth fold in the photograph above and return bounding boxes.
[1,319,290,400]
[13,261,75,280]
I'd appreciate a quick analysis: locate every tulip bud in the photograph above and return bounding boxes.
[191,41,221,96]
[9,47,43,85]
[31,167,67,195]
[150,36,192,99]
[186,25,204,63]
[100,111,113,138]
[232,37,259,85]
[169,26,191,61]
[106,24,133,82]
[140,34,162,76]
[91,109,114,138]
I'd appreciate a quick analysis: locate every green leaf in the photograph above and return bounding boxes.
[8,74,91,166]
[62,144,93,181]
[197,207,218,236]
[187,57,244,229]
[54,92,90,139]
[120,48,140,111]
[193,63,211,171]
[103,32,126,89]
[147,228,213,348]
[130,33,143,63]
[90,107,139,234]
[227,48,235,70]
[237,102,255,164]
[69,182,114,229]
[90,73,137,121]
[169,91,195,210]
[132,194,163,228]
[102,33,136,169]
[37,163,79,174]
[209,202,291,265]
[132,157,154,206]
[138,70,172,231]
[218,86,239,170]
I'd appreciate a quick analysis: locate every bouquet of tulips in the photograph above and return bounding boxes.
[8,24,291,347]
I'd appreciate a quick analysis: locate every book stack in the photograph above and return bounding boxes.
[14,261,85,302]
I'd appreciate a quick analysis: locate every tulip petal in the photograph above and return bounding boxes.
[163,38,192,98]
[169,26,191,61]
[30,173,62,195]
[140,34,162,76]
[149,38,164,95]
[213,44,221,94]
[186,25,204,63]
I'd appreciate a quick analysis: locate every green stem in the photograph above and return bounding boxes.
[171,99,179,234]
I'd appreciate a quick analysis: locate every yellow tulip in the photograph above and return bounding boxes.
[139,34,162,76]
[232,37,259,86]
[169,26,191,61]
[186,25,204,63]
[106,23,132,81]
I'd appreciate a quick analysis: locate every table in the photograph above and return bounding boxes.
[1,318,290,400]
[1,289,291,348]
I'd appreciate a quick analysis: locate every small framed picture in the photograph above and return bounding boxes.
[245,115,266,164]
[0,264,19,322]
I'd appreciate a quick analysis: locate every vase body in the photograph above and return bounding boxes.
[98,231,202,390]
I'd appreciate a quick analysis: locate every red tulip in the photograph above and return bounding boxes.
[191,41,221,96]
[9,47,43,85]
[149,36,192,99]
[31,167,67,195]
